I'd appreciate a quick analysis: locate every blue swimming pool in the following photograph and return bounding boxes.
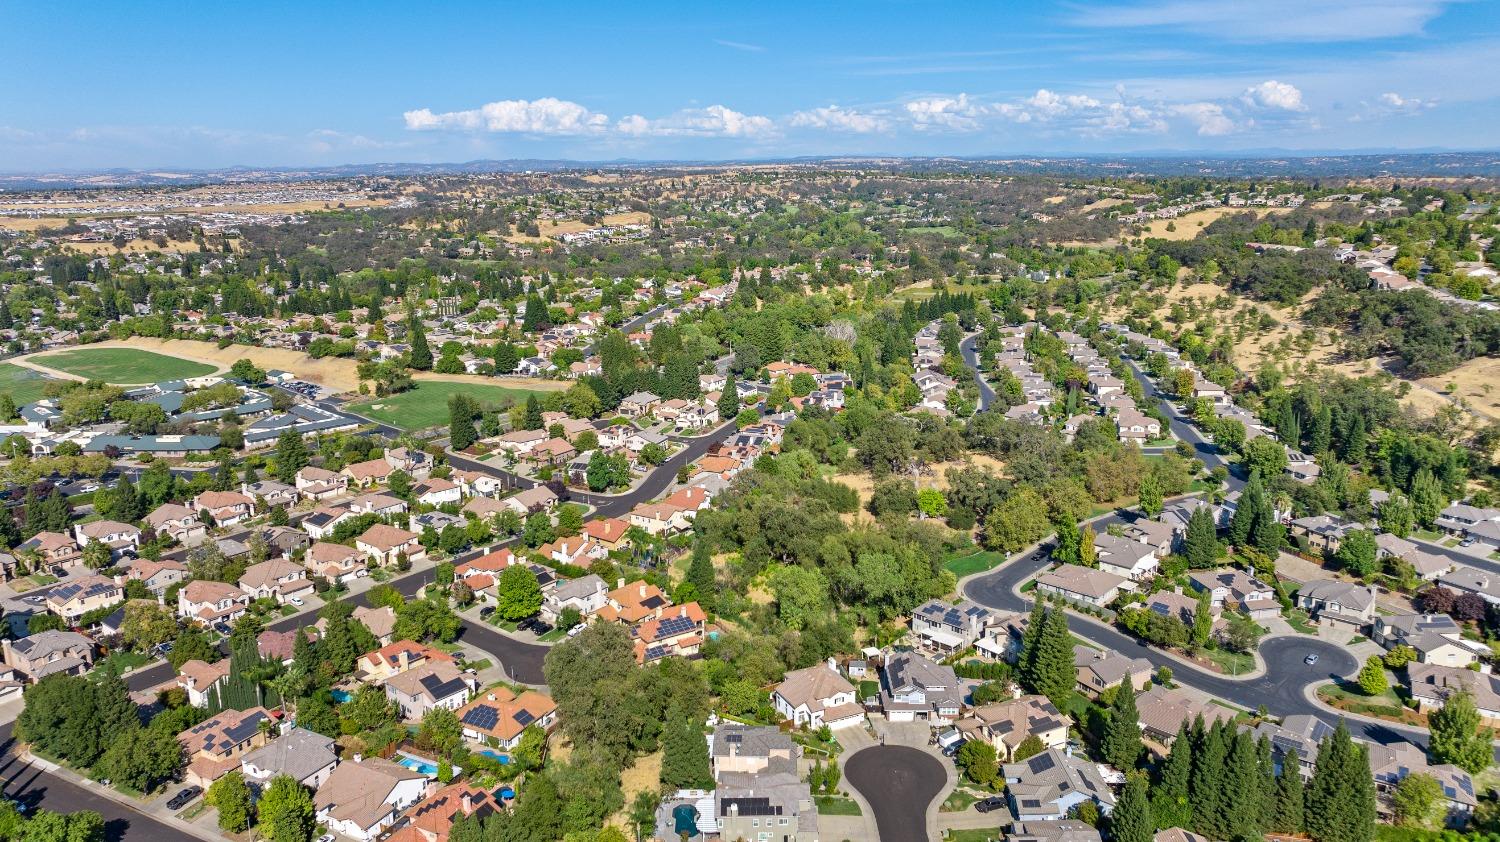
[396,756,438,775]
[479,750,511,764]
[330,690,352,703]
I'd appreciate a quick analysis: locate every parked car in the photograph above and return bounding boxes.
[166,786,202,810]
[975,796,1007,814]
[288,596,304,607]
[479,606,495,619]
[1304,653,1319,665]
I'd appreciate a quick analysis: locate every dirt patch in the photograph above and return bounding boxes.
[505,211,651,243]
[1136,207,1289,241]
[1419,357,1500,420]
[1077,198,1132,214]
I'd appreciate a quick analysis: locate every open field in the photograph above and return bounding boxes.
[350,380,550,431]
[26,348,216,384]
[0,362,55,404]
[1136,207,1290,240]
[1419,357,1500,419]
[504,210,651,243]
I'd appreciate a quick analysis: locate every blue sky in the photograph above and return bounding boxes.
[2,0,1497,169]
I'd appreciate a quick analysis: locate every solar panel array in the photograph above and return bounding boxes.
[462,705,500,730]
[512,709,535,727]
[656,615,698,638]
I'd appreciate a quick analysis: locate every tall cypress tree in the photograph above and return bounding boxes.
[1183,506,1220,568]
[1019,600,1047,691]
[1190,720,1228,839]
[1152,727,1193,830]
[408,320,433,371]
[660,716,712,790]
[1031,607,1075,707]
[685,542,717,610]
[1270,749,1304,834]
[1223,729,1264,841]
[1305,722,1375,842]
[1228,472,1263,548]
[1256,734,1278,831]
[1111,774,1153,842]
[1103,678,1143,771]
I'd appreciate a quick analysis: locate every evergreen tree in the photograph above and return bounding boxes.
[1183,506,1220,568]
[408,321,433,371]
[1228,472,1262,548]
[1052,513,1082,565]
[1428,689,1492,774]
[1139,474,1163,517]
[1029,607,1075,707]
[1191,588,1213,649]
[523,394,544,430]
[685,542,716,610]
[1305,722,1376,842]
[1111,774,1153,842]
[449,395,478,451]
[1270,749,1304,834]
[1103,678,1142,771]
[274,429,309,483]
[717,387,739,421]
[1019,599,1047,688]
[1190,719,1228,839]
[492,342,519,374]
[1223,729,1265,841]
[660,716,713,790]
[1152,726,1193,830]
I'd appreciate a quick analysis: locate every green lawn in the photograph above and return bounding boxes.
[34,348,216,384]
[1284,608,1318,635]
[92,650,151,679]
[0,362,54,405]
[905,225,963,238]
[945,830,1002,842]
[1201,648,1255,675]
[813,796,863,816]
[944,550,1009,578]
[350,380,548,431]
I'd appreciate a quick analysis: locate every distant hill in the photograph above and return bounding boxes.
[3,151,1499,191]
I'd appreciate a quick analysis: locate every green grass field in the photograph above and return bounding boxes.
[351,380,545,431]
[0,363,54,405]
[944,549,1008,578]
[34,348,216,384]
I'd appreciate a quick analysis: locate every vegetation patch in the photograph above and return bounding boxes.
[33,347,216,383]
[350,380,547,430]
[0,362,54,404]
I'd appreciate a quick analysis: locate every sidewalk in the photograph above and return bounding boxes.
[21,751,224,842]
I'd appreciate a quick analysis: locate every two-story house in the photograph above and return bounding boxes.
[1,630,93,681]
[455,688,558,750]
[881,652,962,725]
[295,466,348,501]
[911,598,997,653]
[178,580,251,627]
[191,490,257,528]
[73,520,142,558]
[384,661,477,721]
[178,706,273,787]
[771,662,865,730]
[44,575,122,623]
[238,558,314,604]
[313,758,430,842]
[355,524,424,566]
[145,503,207,545]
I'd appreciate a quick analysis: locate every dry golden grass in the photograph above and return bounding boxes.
[1077,198,1132,213]
[1419,358,1500,420]
[609,750,663,833]
[0,198,387,232]
[1136,207,1289,241]
[505,211,651,243]
[63,238,210,255]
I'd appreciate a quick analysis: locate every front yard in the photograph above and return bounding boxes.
[943,550,1009,578]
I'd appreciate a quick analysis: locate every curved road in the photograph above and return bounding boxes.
[958,334,996,412]
[845,746,946,842]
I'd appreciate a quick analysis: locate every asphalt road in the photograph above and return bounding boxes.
[844,745,947,842]
[958,334,996,412]
[0,722,197,842]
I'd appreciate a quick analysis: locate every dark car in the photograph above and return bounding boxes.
[975,796,1007,814]
[166,786,202,810]
[478,606,495,620]
[516,616,539,632]
[530,620,554,635]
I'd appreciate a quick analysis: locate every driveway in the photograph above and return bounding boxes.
[845,745,947,842]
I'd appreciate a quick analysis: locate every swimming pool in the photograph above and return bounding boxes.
[330,690,352,703]
[478,750,511,764]
[396,756,438,775]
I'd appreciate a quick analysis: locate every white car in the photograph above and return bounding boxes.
[289,596,304,607]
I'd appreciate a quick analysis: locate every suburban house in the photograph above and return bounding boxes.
[44,575,122,622]
[1036,564,1132,607]
[413,478,463,507]
[237,558,313,603]
[881,652,962,725]
[627,502,690,535]
[1,630,93,681]
[355,524,424,566]
[306,541,367,584]
[541,573,609,621]
[17,531,81,570]
[712,723,799,777]
[357,640,455,683]
[176,658,232,707]
[1367,740,1478,825]
[1093,532,1160,582]
[342,458,395,489]
[191,490,257,527]
[396,784,502,842]
[1296,579,1377,631]
[295,466,348,501]
[503,485,558,515]
[955,695,1068,760]
[145,503,207,545]
[1437,567,1500,605]
[1187,568,1279,619]
[302,504,358,540]
[1372,613,1484,668]
[633,602,709,662]
[1436,504,1500,538]
[242,480,298,508]
[123,558,190,596]
[73,520,142,558]
[383,661,478,721]
[1003,748,1117,821]
[455,687,558,750]
[716,771,820,842]
[1135,687,1236,743]
[348,493,408,518]
[1406,663,1500,719]
[771,662,866,730]
[313,757,430,842]
[600,580,672,624]
[177,580,252,626]
[1374,534,1453,581]
[582,517,630,550]
[1076,650,1153,698]
[178,706,273,787]
[619,391,662,417]
[911,598,997,652]
[241,726,339,790]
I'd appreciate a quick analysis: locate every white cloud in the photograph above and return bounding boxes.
[402,97,610,135]
[615,105,774,138]
[788,105,891,133]
[904,94,986,131]
[1066,0,1457,42]
[714,39,765,53]
[1380,91,1435,110]
[989,89,1168,134]
[1242,80,1307,111]
[1172,102,1238,135]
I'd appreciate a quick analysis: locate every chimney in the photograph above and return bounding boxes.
[461,791,473,814]
[353,753,363,763]
[398,650,410,671]
[638,583,647,598]
[617,577,625,589]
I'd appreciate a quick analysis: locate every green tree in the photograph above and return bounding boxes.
[1379,493,1415,538]
[1409,468,1445,527]
[1110,774,1153,842]
[1392,771,1443,828]
[449,396,478,451]
[274,429,309,484]
[1152,726,1193,830]
[983,487,1051,552]
[717,387,739,421]
[257,774,315,842]
[1103,678,1143,771]
[1138,474,1163,517]
[1012,734,1046,762]
[660,715,713,790]
[1428,689,1492,774]
[685,542,716,610]
[1270,749,1304,833]
[97,725,182,793]
[495,565,543,620]
[1356,655,1388,695]
[1336,529,1379,578]
[523,394,544,430]
[1183,506,1220,568]
[1305,722,1376,842]
[955,739,998,788]
[207,770,252,833]
[408,321,432,371]
[1021,606,1075,707]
